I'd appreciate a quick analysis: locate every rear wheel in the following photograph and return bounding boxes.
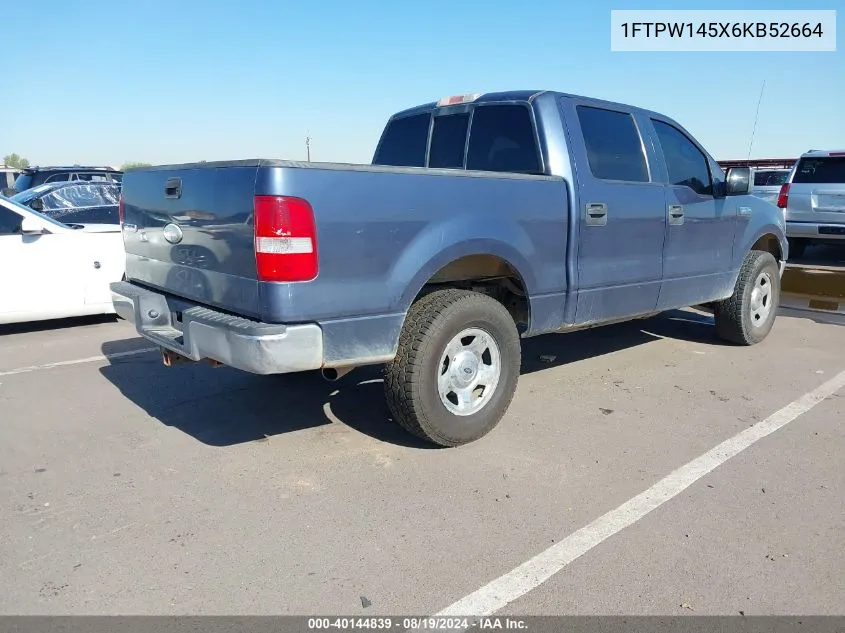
[384,289,521,447]
[714,250,780,345]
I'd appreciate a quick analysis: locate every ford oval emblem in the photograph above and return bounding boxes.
[163,223,183,244]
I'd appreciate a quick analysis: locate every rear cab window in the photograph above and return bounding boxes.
[373,101,543,175]
[792,157,845,184]
[428,113,469,169]
[373,113,430,167]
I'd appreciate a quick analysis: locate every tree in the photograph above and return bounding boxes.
[3,153,30,169]
[120,161,152,171]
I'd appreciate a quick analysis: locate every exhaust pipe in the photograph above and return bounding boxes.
[161,348,193,367]
[322,366,356,381]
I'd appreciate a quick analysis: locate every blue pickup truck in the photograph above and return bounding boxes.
[110,90,787,447]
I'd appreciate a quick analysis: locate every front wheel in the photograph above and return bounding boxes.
[714,250,780,345]
[383,289,521,447]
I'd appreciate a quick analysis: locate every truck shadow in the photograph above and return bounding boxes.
[0,314,119,336]
[97,309,719,449]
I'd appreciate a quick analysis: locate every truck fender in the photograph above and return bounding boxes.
[390,219,538,314]
[737,222,788,266]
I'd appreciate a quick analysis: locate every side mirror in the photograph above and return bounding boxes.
[29,198,44,212]
[20,216,47,235]
[725,167,752,196]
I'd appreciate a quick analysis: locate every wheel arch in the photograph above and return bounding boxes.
[403,248,534,334]
[750,232,785,263]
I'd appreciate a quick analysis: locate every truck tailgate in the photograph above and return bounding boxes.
[121,162,261,318]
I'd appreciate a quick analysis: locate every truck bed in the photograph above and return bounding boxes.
[119,159,570,364]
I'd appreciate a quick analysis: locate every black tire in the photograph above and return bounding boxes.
[384,289,521,447]
[788,238,807,259]
[714,250,780,345]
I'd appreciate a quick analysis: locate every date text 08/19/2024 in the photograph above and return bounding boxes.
[307,617,528,630]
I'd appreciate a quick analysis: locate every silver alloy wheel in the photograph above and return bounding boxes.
[749,271,773,326]
[437,327,501,416]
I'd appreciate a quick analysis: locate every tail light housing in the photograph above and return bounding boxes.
[253,195,318,282]
[776,183,790,209]
[118,193,124,225]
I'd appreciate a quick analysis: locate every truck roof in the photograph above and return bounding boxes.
[390,90,673,122]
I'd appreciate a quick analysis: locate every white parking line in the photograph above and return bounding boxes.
[0,347,157,377]
[433,369,845,625]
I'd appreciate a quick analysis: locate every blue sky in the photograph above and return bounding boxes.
[3,0,842,167]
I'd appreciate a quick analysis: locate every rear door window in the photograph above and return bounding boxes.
[465,105,541,174]
[577,106,649,182]
[792,157,845,184]
[428,113,469,168]
[373,113,431,167]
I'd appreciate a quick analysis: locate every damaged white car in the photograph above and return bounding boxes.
[0,194,125,325]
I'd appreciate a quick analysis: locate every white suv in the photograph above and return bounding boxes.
[779,149,845,258]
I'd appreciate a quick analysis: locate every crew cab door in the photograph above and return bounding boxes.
[0,205,84,322]
[560,99,666,323]
[644,118,737,309]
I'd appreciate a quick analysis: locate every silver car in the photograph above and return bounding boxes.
[779,149,845,258]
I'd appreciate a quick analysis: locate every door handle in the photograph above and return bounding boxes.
[585,202,608,226]
[668,204,684,225]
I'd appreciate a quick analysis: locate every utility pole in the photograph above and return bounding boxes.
[305,135,312,162]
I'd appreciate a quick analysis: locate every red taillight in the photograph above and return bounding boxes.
[776,183,790,208]
[253,195,318,282]
[118,193,125,225]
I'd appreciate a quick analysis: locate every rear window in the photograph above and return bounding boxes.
[754,170,790,186]
[792,157,845,184]
[373,113,431,167]
[465,105,541,174]
[428,113,469,168]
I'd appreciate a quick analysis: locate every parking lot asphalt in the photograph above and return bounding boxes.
[1,272,844,616]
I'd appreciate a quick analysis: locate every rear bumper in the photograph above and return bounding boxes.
[786,221,845,241]
[110,281,323,375]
